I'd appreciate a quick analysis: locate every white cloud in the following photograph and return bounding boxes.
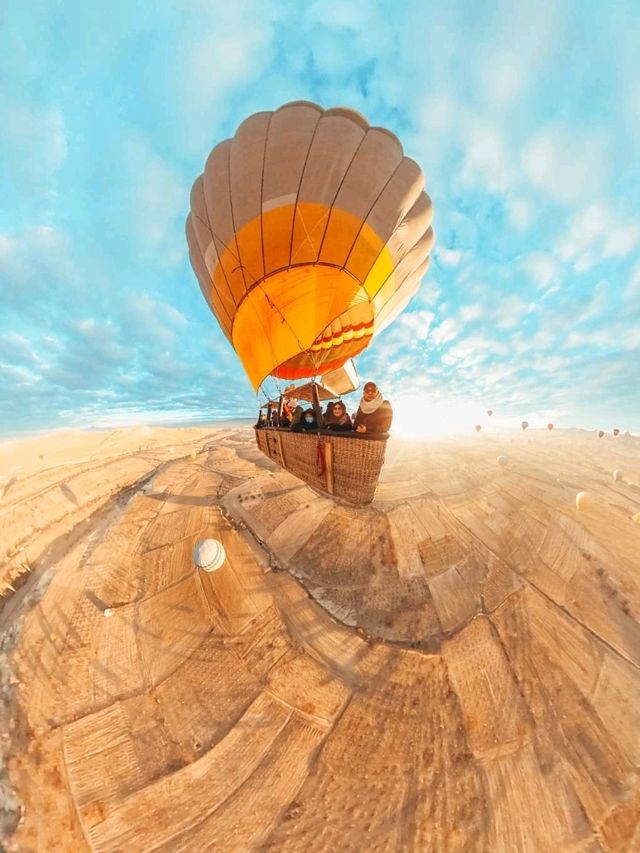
[475,0,565,109]
[565,329,609,349]
[507,197,534,230]
[0,226,78,315]
[557,202,640,271]
[430,317,461,346]
[447,334,509,362]
[176,2,277,149]
[0,102,67,199]
[493,295,531,330]
[436,248,462,267]
[459,304,484,323]
[395,309,435,340]
[459,121,514,193]
[122,293,187,344]
[625,262,640,300]
[522,126,609,205]
[523,252,559,290]
[602,224,640,259]
[123,134,187,260]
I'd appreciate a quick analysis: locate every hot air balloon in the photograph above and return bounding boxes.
[613,428,620,437]
[576,491,592,512]
[474,424,482,432]
[521,421,529,431]
[598,430,605,438]
[193,539,226,573]
[186,102,433,503]
[547,423,554,431]
[497,455,508,466]
[486,409,493,417]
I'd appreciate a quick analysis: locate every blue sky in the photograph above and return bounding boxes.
[1,0,639,434]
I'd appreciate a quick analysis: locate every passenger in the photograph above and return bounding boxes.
[324,400,352,432]
[264,402,277,427]
[324,401,335,421]
[353,382,393,434]
[299,408,318,430]
[289,403,307,431]
[280,397,296,428]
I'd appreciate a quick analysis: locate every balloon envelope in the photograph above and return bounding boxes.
[497,455,508,466]
[474,424,482,432]
[486,409,493,416]
[521,421,529,431]
[598,430,605,438]
[186,102,434,390]
[576,491,592,511]
[193,539,226,572]
[613,428,620,436]
[547,423,554,431]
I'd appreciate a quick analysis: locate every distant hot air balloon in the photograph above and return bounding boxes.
[547,423,554,431]
[613,470,623,482]
[598,430,605,438]
[613,428,620,437]
[497,455,508,466]
[474,424,482,432]
[576,491,592,512]
[186,101,434,392]
[486,409,493,417]
[193,539,226,572]
[521,421,529,431]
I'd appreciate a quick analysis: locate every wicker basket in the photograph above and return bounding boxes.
[254,427,388,504]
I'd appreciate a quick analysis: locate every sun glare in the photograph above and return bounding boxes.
[392,396,491,439]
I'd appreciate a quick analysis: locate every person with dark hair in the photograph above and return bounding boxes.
[324,400,352,431]
[289,402,306,431]
[353,382,393,434]
[302,408,318,430]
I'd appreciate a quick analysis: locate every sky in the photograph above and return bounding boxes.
[1,0,639,435]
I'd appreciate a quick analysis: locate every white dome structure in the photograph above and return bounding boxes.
[193,538,226,572]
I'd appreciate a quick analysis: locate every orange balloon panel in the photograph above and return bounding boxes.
[232,264,360,390]
[216,203,392,389]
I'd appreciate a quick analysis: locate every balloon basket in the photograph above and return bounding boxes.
[255,427,388,505]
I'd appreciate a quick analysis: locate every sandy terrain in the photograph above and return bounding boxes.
[1,425,639,851]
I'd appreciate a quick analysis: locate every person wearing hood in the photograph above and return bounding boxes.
[324,400,352,431]
[289,401,306,431]
[353,382,393,434]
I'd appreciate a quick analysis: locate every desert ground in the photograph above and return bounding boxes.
[1,424,639,851]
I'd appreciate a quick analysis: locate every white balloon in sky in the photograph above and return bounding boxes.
[575,491,592,512]
[193,539,226,572]
[613,470,623,482]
